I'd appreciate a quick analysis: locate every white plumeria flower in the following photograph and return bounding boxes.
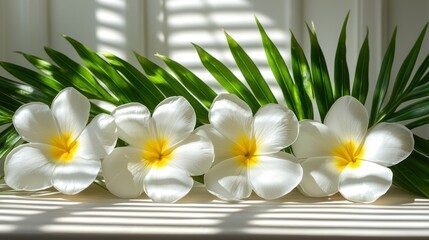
[102,96,214,203]
[4,87,118,194]
[196,94,302,201]
[292,96,414,203]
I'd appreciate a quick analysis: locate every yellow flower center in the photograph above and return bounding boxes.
[232,135,259,167]
[51,132,79,163]
[333,140,364,170]
[142,138,173,168]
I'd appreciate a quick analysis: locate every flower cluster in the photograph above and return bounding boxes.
[4,87,414,203]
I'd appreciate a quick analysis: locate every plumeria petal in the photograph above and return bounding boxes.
[112,103,155,147]
[194,124,235,164]
[143,165,194,203]
[102,147,145,198]
[248,152,302,200]
[339,160,393,203]
[209,94,253,144]
[12,103,59,144]
[253,104,299,154]
[204,158,251,201]
[77,114,118,160]
[324,96,368,145]
[153,96,196,148]
[299,157,341,197]
[4,144,55,191]
[170,134,214,176]
[292,120,340,159]
[51,88,90,139]
[362,123,414,167]
[52,157,101,195]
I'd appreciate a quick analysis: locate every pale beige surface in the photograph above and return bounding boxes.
[0,182,429,239]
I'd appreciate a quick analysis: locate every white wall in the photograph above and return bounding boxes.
[1,0,429,134]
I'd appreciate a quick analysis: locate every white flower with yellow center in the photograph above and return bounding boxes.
[196,94,302,201]
[102,96,214,203]
[4,87,118,194]
[292,96,414,203]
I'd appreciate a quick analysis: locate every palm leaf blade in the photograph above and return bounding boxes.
[225,31,277,105]
[0,125,21,160]
[307,24,334,120]
[65,36,139,104]
[104,53,165,111]
[0,61,63,98]
[193,43,260,113]
[352,30,370,104]
[391,135,429,197]
[135,54,209,124]
[390,24,428,100]
[45,47,116,102]
[407,115,429,129]
[0,107,12,125]
[156,53,217,108]
[334,13,350,99]
[290,33,314,119]
[369,28,397,125]
[256,17,300,115]
[386,98,429,122]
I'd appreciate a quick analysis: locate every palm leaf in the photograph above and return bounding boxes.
[44,47,116,102]
[225,31,277,105]
[135,54,209,124]
[0,61,63,98]
[407,115,429,130]
[103,52,165,111]
[193,43,260,113]
[307,24,334,120]
[333,12,350,99]
[369,28,396,126]
[376,24,428,124]
[0,75,51,106]
[0,107,12,125]
[407,54,429,98]
[391,135,429,197]
[0,125,21,160]
[386,98,429,122]
[290,33,314,119]
[389,24,428,103]
[256,18,301,117]
[65,36,138,104]
[352,30,370,104]
[156,53,217,108]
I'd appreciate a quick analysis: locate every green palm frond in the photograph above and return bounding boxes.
[391,135,429,197]
[306,23,334,120]
[155,53,216,108]
[103,52,165,111]
[352,29,369,104]
[1,15,429,196]
[372,24,429,126]
[334,12,351,100]
[257,18,313,120]
[193,43,261,113]
[225,31,278,106]
[136,54,209,124]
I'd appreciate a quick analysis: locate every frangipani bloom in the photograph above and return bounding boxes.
[196,94,303,201]
[5,87,118,194]
[102,96,214,203]
[292,96,414,203]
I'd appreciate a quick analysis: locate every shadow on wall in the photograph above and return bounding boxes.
[93,0,293,101]
[161,0,292,101]
[94,0,127,59]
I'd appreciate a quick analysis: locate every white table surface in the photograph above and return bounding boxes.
[1,182,429,240]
